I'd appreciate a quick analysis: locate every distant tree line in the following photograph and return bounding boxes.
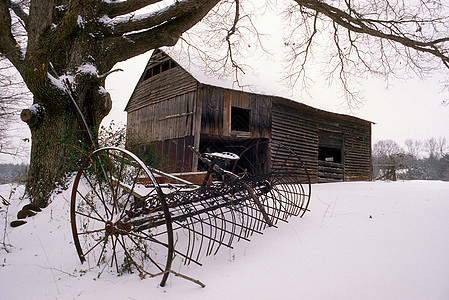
[373,137,449,181]
[0,164,28,184]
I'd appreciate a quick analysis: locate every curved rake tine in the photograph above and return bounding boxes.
[130,230,203,267]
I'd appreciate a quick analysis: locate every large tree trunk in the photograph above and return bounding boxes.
[27,102,81,206]
[23,78,111,207]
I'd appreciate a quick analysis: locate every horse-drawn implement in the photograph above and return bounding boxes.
[70,141,311,286]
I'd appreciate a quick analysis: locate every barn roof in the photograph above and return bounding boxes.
[125,48,373,125]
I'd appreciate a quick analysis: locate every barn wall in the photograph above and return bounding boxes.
[125,65,198,112]
[271,99,319,183]
[127,136,195,173]
[317,129,344,182]
[127,91,197,146]
[271,98,372,183]
[250,94,272,138]
[200,85,224,136]
[317,114,372,181]
[199,85,271,139]
[124,50,371,179]
[342,122,372,181]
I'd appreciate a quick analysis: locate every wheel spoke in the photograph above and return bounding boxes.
[83,235,108,257]
[127,234,164,272]
[74,207,105,223]
[129,230,200,266]
[105,149,119,212]
[117,166,143,222]
[96,236,108,267]
[78,228,105,235]
[116,235,155,277]
[113,152,127,215]
[111,236,120,273]
[81,169,112,219]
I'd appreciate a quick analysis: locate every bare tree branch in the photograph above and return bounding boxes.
[107,0,213,36]
[40,0,97,55]
[104,0,220,65]
[292,0,449,67]
[5,0,29,27]
[281,0,449,104]
[0,0,22,66]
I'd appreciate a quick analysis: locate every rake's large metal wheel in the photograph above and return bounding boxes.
[70,147,174,286]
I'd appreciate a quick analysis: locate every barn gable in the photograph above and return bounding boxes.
[125,49,198,113]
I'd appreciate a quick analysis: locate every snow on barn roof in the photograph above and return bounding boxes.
[128,47,372,124]
[160,47,299,98]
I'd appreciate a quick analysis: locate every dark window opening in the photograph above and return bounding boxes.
[143,69,152,80]
[143,59,178,81]
[318,147,342,163]
[152,65,161,76]
[231,107,250,132]
[161,60,170,72]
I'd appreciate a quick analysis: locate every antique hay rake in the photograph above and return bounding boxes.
[70,142,311,286]
[59,73,311,287]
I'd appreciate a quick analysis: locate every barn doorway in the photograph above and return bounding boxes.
[199,138,269,177]
[318,130,344,182]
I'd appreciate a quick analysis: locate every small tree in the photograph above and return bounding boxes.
[404,139,423,160]
[437,137,448,158]
[0,57,30,159]
[373,139,405,180]
[425,137,439,158]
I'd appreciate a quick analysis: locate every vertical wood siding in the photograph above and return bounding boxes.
[250,94,272,138]
[127,91,196,145]
[200,85,271,139]
[128,136,194,173]
[342,123,372,181]
[200,85,224,136]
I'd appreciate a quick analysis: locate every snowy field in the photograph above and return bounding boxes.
[0,180,448,300]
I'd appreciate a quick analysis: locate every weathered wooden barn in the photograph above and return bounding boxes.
[125,49,372,183]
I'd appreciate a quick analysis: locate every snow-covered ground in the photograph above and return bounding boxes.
[0,180,448,300]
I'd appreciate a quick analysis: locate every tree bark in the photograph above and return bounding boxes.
[20,104,45,128]
[24,76,111,207]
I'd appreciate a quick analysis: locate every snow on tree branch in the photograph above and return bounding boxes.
[102,0,216,36]
[98,0,162,19]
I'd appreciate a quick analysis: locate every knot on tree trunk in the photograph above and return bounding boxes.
[21,104,45,128]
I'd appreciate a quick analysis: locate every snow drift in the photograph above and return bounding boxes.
[0,180,448,299]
